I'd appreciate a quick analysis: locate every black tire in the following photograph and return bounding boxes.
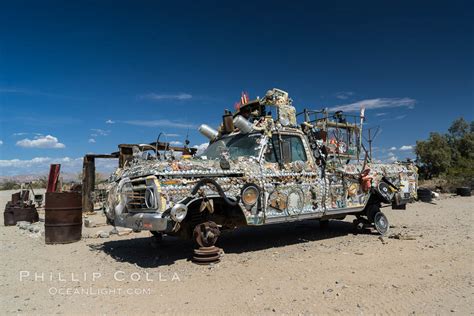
[417,188,432,202]
[456,187,471,197]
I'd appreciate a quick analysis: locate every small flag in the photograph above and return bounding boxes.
[240,91,249,105]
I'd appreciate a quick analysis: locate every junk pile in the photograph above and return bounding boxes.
[16,221,44,238]
[3,189,39,226]
[417,186,471,203]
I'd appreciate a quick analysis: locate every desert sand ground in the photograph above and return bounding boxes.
[0,190,472,315]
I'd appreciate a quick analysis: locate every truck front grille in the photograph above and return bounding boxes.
[126,179,148,211]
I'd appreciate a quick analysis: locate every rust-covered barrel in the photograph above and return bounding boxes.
[45,192,82,244]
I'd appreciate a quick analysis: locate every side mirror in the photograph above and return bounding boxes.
[281,140,292,164]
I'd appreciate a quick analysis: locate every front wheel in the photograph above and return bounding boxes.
[193,221,220,247]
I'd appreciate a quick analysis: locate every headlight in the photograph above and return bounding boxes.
[242,185,259,206]
[145,177,164,211]
[170,203,188,222]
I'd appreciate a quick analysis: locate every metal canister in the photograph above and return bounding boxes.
[222,110,234,134]
[45,192,82,244]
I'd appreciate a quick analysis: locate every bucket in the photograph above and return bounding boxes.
[45,192,82,244]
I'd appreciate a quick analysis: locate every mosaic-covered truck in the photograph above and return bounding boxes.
[105,88,418,246]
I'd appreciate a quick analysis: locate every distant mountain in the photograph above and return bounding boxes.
[0,172,110,184]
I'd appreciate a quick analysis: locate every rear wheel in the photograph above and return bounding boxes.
[417,188,432,202]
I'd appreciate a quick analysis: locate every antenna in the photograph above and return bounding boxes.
[363,126,380,160]
[185,128,190,145]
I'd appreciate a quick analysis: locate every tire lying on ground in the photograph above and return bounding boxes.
[417,188,433,203]
[456,187,472,197]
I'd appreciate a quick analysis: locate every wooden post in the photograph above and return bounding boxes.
[81,155,95,213]
[118,145,134,168]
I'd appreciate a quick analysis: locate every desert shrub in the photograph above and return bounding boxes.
[416,117,474,191]
[0,181,21,191]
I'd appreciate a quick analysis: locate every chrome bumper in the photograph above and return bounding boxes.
[114,212,171,232]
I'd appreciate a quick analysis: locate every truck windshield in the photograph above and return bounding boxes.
[199,133,263,160]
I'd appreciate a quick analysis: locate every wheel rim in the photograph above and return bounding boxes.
[374,212,389,235]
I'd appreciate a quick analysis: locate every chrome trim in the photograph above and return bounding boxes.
[264,211,324,224]
[325,206,366,215]
[114,213,169,232]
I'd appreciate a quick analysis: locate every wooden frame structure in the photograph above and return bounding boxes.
[81,142,196,212]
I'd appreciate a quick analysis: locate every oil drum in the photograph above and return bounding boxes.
[45,192,82,244]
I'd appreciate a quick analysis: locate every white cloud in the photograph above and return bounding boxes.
[375,112,388,117]
[193,143,209,155]
[139,93,192,101]
[381,114,407,122]
[0,87,66,98]
[90,128,109,136]
[335,91,354,100]
[88,138,96,143]
[389,146,397,151]
[124,119,196,129]
[0,140,3,145]
[105,119,115,124]
[399,145,413,151]
[387,156,398,163]
[330,98,416,113]
[16,135,65,149]
[12,132,28,136]
[164,133,181,137]
[169,141,183,146]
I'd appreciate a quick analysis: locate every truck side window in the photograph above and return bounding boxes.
[289,136,307,161]
[266,135,307,163]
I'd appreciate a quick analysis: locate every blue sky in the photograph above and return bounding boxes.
[0,0,473,175]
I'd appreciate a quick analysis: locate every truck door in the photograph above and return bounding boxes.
[263,133,318,221]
